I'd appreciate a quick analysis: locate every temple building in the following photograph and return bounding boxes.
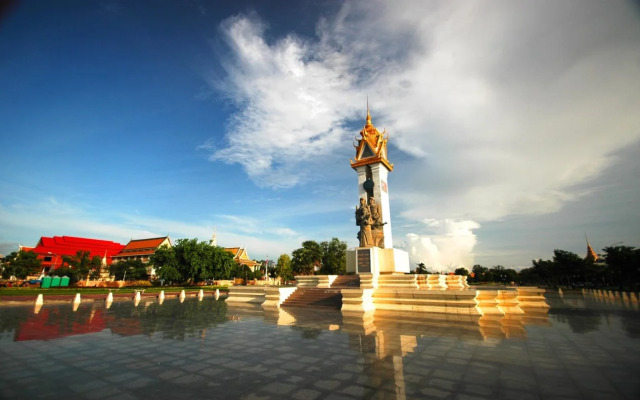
[224,247,261,272]
[209,232,261,272]
[111,237,172,279]
[111,237,172,264]
[24,236,125,273]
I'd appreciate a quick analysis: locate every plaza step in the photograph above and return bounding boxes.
[377,274,419,289]
[282,288,343,309]
[331,275,360,288]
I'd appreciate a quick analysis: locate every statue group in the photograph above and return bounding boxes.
[355,197,385,248]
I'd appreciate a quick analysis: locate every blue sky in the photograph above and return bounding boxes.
[1,0,639,270]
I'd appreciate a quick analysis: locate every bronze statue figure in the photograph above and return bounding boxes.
[355,197,373,247]
[356,197,386,248]
[369,197,385,248]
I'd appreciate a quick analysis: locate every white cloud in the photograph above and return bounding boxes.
[207,14,362,188]
[0,198,299,260]
[206,0,640,267]
[406,219,480,272]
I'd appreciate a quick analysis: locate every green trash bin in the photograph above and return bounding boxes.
[51,276,61,287]
[41,276,52,289]
[60,276,70,287]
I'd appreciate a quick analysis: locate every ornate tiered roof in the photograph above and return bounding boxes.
[112,237,171,259]
[350,106,393,171]
[225,247,261,268]
[29,236,126,269]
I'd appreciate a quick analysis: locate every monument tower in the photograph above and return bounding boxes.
[350,105,394,248]
[347,105,410,274]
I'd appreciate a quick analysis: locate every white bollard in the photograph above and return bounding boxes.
[135,291,141,302]
[34,294,44,314]
[179,290,186,302]
[73,293,81,304]
[158,290,165,300]
[107,292,113,302]
[215,288,220,300]
[198,289,204,301]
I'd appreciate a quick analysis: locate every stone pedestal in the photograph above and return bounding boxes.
[341,288,375,313]
[346,247,410,275]
[262,287,297,308]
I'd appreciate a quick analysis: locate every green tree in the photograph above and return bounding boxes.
[1,250,42,279]
[531,258,556,286]
[603,245,640,291]
[151,240,236,283]
[173,238,211,283]
[413,263,430,274]
[109,259,149,281]
[454,267,469,276]
[529,250,586,287]
[276,253,293,281]
[552,250,585,286]
[320,238,347,275]
[471,264,488,282]
[62,250,102,281]
[231,264,252,282]
[208,245,236,280]
[291,240,323,275]
[150,245,181,282]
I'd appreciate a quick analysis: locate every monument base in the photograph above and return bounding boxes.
[346,247,410,275]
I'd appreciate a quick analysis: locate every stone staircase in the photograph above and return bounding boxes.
[281,288,343,309]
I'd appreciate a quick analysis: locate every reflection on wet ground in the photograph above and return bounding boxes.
[0,291,638,399]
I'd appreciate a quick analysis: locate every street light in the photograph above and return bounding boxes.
[47,252,59,271]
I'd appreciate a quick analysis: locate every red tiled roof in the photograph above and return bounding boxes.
[112,250,155,258]
[113,237,170,258]
[29,236,126,269]
[122,237,169,251]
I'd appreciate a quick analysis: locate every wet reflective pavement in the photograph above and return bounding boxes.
[0,291,638,399]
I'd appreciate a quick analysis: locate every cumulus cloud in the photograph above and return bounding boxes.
[406,219,480,272]
[206,0,640,267]
[207,14,362,188]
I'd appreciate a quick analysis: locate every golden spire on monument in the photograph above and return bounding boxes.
[350,103,393,171]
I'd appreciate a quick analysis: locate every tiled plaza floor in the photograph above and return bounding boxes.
[0,292,638,399]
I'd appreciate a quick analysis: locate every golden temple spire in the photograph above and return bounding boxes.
[585,233,598,262]
[350,99,394,171]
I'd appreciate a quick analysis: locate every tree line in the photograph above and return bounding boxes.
[414,246,640,291]
[1,250,104,283]
[4,240,636,291]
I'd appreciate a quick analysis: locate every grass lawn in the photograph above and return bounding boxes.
[0,286,228,296]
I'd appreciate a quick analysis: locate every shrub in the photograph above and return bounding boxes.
[126,280,152,287]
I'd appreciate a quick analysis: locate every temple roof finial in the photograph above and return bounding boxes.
[366,97,372,126]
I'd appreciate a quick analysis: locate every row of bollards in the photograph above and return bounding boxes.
[33,288,222,314]
[581,288,639,310]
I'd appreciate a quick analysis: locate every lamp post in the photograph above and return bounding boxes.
[47,252,59,272]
